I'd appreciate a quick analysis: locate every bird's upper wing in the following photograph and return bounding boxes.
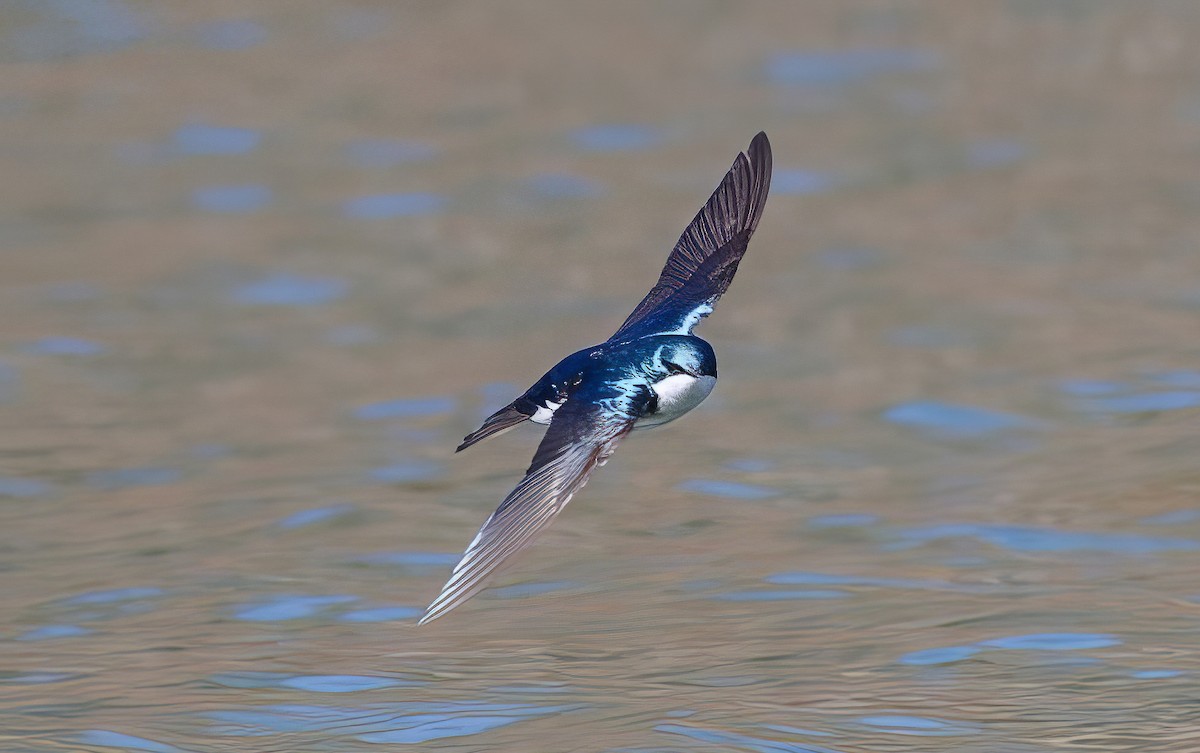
[419,378,651,624]
[608,131,772,342]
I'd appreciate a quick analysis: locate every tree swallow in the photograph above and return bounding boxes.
[420,132,772,624]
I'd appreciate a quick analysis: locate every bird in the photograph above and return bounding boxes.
[419,132,772,625]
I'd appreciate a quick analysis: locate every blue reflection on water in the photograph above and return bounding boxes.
[344,139,438,167]
[657,723,844,753]
[1058,379,1124,396]
[233,594,357,622]
[204,702,577,743]
[172,124,263,156]
[0,476,52,498]
[883,400,1044,438]
[979,633,1120,650]
[764,49,939,87]
[1140,509,1200,525]
[569,124,664,152]
[1132,669,1183,679]
[859,715,978,736]
[86,467,181,489]
[1077,391,1200,414]
[765,571,960,591]
[895,523,1199,554]
[231,273,349,306]
[1150,370,1200,388]
[677,479,781,501]
[807,513,879,528]
[343,193,447,218]
[278,675,405,693]
[78,730,185,753]
[368,460,444,484]
[712,589,849,602]
[191,184,272,213]
[355,396,456,420]
[17,624,94,641]
[64,587,165,605]
[489,581,575,599]
[354,551,459,568]
[276,504,355,530]
[523,173,605,200]
[899,645,981,666]
[2,672,77,685]
[338,605,422,623]
[965,139,1028,169]
[773,169,839,196]
[23,336,106,356]
[6,0,148,61]
[193,19,268,50]
[901,634,1119,668]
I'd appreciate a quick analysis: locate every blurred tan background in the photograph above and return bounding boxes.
[3,2,1200,751]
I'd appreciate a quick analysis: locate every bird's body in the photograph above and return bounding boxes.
[420,133,772,624]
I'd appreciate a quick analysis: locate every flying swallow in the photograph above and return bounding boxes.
[420,132,772,624]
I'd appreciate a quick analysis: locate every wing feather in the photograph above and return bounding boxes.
[420,381,650,625]
[610,131,772,341]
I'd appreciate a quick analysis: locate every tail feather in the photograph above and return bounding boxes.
[457,403,531,452]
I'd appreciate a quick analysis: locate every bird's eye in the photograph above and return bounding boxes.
[663,359,687,375]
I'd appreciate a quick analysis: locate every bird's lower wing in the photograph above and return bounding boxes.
[609,131,772,341]
[420,380,651,624]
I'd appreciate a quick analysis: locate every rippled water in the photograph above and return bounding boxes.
[4,2,1200,751]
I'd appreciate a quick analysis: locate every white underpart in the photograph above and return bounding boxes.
[660,302,714,336]
[530,399,563,425]
[637,373,717,428]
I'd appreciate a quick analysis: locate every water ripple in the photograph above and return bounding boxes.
[192,19,267,51]
[172,123,262,156]
[78,729,189,753]
[979,633,1120,651]
[883,400,1045,438]
[569,124,664,152]
[203,701,579,743]
[712,589,850,602]
[657,722,845,753]
[276,504,356,529]
[191,184,272,213]
[17,624,94,641]
[858,715,979,736]
[677,479,781,501]
[231,273,349,307]
[343,193,447,219]
[337,605,422,623]
[354,396,456,420]
[0,476,53,498]
[232,594,358,622]
[86,467,182,490]
[22,336,106,356]
[893,523,1199,554]
[764,48,939,87]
